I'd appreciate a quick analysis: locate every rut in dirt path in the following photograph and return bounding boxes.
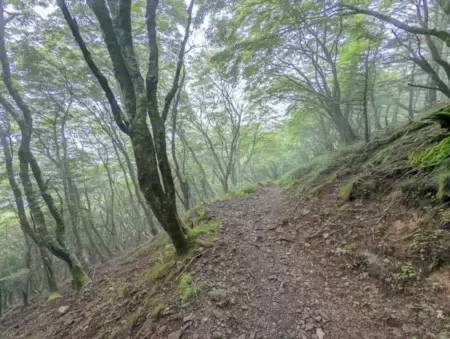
[180,186,440,339]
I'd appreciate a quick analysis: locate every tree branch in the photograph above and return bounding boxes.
[342,4,450,47]
[407,82,441,91]
[57,0,130,134]
[161,0,195,122]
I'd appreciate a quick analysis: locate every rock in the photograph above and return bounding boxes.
[438,331,450,339]
[157,325,167,334]
[183,313,194,323]
[167,329,182,339]
[237,335,246,339]
[316,328,325,339]
[212,308,225,319]
[305,322,314,331]
[363,252,387,279]
[57,305,70,315]
[212,331,224,339]
[208,288,229,307]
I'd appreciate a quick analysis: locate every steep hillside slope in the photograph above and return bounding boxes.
[281,104,450,284]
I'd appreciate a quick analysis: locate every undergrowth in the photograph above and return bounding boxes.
[224,183,255,199]
[179,273,205,304]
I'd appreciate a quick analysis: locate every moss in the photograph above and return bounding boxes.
[116,286,128,298]
[359,179,377,192]
[224,183,255,199]
[277,174,297,188]
[394,263,417,283]
[185,206,209,228]
[146,257,176,284]
[409,136,450,168]
[47,291,62,301]
[439,210,450,223]
[148,295,165,318]
[178,273,205,304]
[436,170,450,201]
[127,306,146,328]
[71,266,91,290]
[339,177,358,201]
[187,220,219,238]
[411,228,450,266]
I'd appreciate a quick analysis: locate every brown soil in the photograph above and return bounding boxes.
[1,186,449,339]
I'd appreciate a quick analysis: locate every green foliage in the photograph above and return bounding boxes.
[71,267,91,290]
[436,171,450,201]
[145,250,177,284]
[409,137,450,168]
[394,263,417,283]
[411,229,450,266]
[185,206,209,228]
[186,220,220,239]
[224,183,255,199]
[47,291,63,301]
[339,177,358,201]
[178,273,205,304]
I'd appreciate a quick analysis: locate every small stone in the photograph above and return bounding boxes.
[208,288,228,302]
[167,330,182,339]
[212,309,224,319]
[157,325,167,334]
[183,313,194,323]
[316,328,325,339]
[305,322,314,331]
[58,305,70,315]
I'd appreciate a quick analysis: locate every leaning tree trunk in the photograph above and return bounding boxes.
[0,0,90,290]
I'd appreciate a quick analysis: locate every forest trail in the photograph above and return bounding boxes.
[180,186,445,339]
[1,186,448,339]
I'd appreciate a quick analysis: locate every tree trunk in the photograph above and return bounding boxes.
[331,107,358,144]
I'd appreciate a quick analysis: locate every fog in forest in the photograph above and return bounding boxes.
[0,1,449,338]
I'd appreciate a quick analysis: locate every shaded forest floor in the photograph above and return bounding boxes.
[1,184,450,338]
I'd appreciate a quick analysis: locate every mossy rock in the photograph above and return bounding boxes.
[47,291,63,301]
[71,267,91,290]
[339,176,378,202]
[116,286,128,298]
[339,178,357,201]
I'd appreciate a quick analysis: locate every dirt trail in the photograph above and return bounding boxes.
[1,186,448,338]
[179,186,446,338]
